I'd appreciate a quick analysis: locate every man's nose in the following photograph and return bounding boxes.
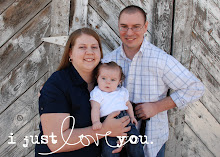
[126,28,134,35]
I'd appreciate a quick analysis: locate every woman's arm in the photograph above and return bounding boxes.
[41,111,130,153]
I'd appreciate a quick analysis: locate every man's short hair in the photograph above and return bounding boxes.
[119,5,147,22]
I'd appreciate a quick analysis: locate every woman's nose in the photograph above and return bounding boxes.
[85,48,94,54]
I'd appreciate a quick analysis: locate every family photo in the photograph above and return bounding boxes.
[0,0,219,157]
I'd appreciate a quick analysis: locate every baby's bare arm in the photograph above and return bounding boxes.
[91,100,102,130]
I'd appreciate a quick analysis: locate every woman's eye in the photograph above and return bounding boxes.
[79,46,86,49]
[92,46,98,49]
[111,79,115,81]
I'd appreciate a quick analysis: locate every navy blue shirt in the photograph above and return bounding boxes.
[35,65,100,157]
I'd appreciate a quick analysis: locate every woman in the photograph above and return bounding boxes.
[35,28,130,157]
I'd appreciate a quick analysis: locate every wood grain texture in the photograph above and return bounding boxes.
[0,73,48,147]
[69,0,88,32]
[48,0,70,75]
[152,0,173,53]
[0,44,49,114]
[181,124,215,157]
[87,5,120,53]
[172,0,194,69]
[0,0,51,48]
[89,0,124,36]
[0,0,15,14]
[0,115,40,157]
[0,5,51,81]
[185,101,220,156]
[166,108,185,157]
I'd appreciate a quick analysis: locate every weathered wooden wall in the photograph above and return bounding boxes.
[0,0,52,156]
[0,0,219,156]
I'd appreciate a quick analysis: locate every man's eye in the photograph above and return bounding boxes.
[133,26,140,28]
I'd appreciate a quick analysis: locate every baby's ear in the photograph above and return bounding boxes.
[118,80,122,87]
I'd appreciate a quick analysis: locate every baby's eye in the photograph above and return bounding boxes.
[102,77,106,80]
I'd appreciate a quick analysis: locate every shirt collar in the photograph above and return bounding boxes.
[67,65,87,87]
[120,37,147,60]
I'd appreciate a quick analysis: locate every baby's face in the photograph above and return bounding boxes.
[97,67,121,93]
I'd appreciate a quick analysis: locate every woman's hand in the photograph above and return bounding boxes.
[102,111,131,137]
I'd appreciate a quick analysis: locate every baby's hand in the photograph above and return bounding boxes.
[92,121,102,130]
[130,117,138,126]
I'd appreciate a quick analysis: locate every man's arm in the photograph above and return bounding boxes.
[134,96,176,119]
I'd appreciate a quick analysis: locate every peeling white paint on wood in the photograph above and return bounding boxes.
[185,101,220,156]
[42,36,68,46]
[182,124,215,157]
[69,0,88,32]
[0,0,219,156]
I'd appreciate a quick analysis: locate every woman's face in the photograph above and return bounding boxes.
[69,34,101,74]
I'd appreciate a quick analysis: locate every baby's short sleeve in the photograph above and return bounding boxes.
[90,87,103,104]
[120,87,129,102]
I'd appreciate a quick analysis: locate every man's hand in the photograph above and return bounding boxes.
[134,97,177,119]
[135,102,158,119]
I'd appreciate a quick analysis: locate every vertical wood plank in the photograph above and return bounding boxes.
[48,0,70,75]
[69,0,88,33]
[166,0,195,155]
[152,0,173,53]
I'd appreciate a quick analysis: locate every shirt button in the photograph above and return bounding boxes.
[41,107,43,110]
[180,99,186,104]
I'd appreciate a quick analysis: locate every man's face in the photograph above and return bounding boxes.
[118,11,148,54]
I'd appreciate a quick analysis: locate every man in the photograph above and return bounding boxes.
[102,5,204,157]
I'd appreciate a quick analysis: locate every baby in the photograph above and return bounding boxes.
[90,61,144,157]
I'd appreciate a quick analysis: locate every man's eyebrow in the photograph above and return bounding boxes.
[119,24,142,26]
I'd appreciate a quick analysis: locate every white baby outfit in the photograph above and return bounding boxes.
[90,86,129,117]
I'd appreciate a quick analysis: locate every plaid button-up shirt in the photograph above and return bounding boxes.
[102,38,204,157]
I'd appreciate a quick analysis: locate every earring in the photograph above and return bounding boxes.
[69,58,72,62]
